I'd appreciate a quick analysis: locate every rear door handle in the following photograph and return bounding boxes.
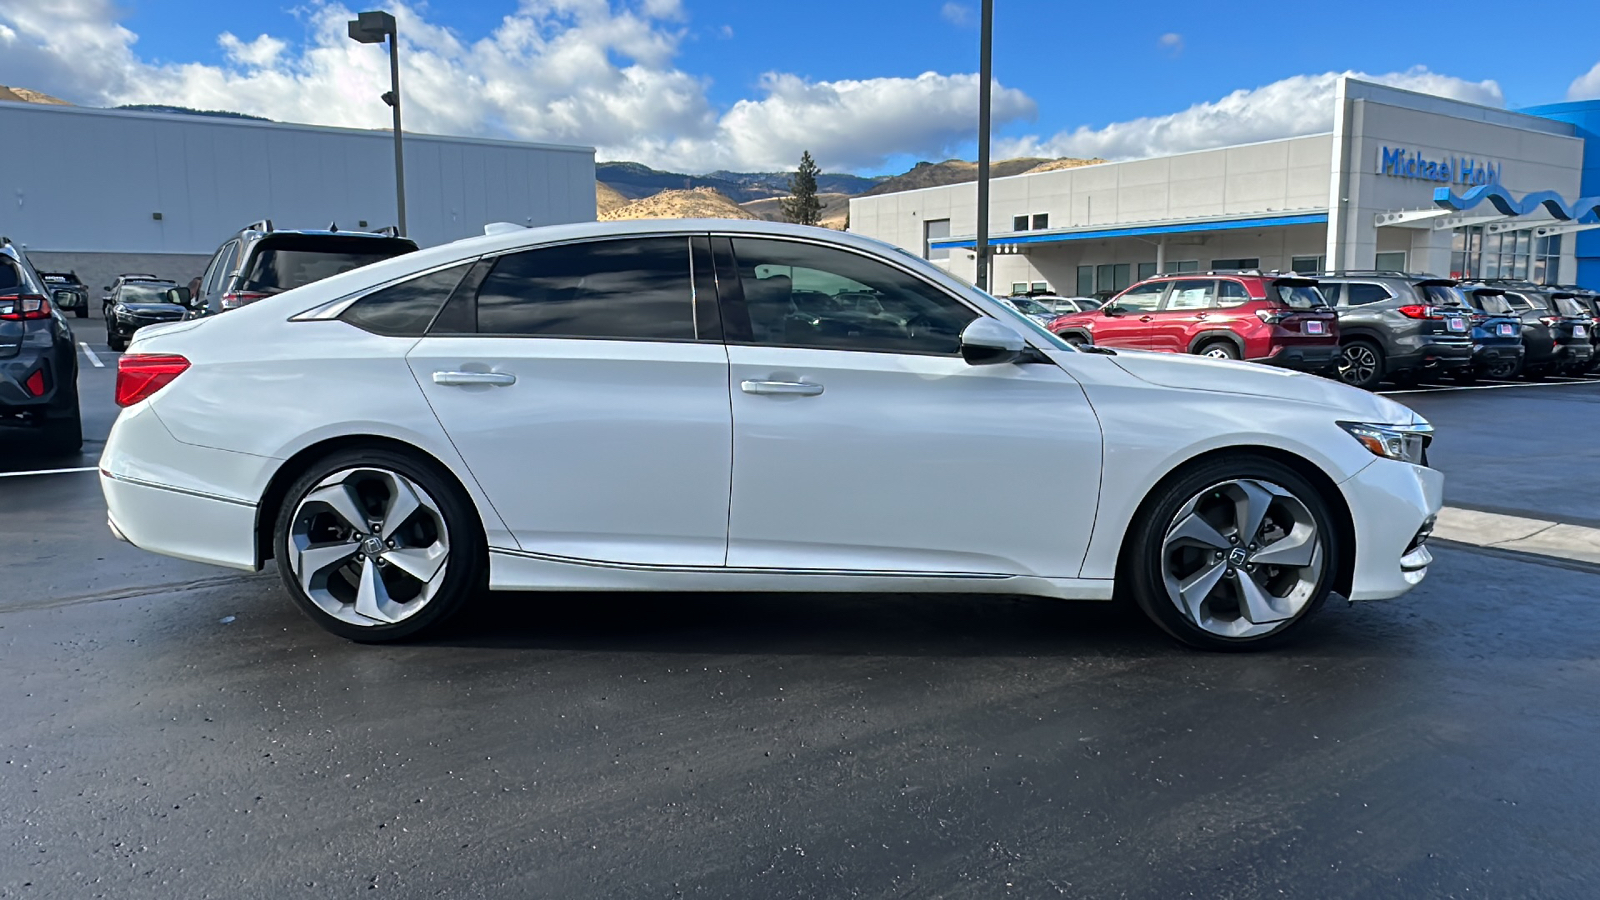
[433,371,517,387]
[741,380,824,396]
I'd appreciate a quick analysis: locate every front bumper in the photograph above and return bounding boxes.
[1251,344,1339,371]
[1340,457,1445,602]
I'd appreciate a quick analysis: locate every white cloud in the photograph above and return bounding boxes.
[1158,32,1182,57]
[717,24,733,39]
[940,2,972,27]
[0,0,1033,173]
[999,67,1505,161]
[1570,60,1600,100]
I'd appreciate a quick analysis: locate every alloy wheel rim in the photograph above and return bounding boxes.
[1339,346,1377,385]
[1160,478,1324,639]
[287,467,450,627]
[1203,347,1233,359]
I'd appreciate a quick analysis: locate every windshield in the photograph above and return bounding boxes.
[1009,296,1054,316]
[1423,285,1467,307]
[241,238,416,293]
[1472,293,1515,315]
[120,283,178,304]
[1274,284,1326,309]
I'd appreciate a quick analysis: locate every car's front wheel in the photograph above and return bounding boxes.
[1122,456,1339,651]
[273,448,485,642]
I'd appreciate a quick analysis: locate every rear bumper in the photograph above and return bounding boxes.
[1340,458,1445,602]
[102,472,260,571]
[1251,344,1339,371]
[1471,342,1524,367]
[1391,340,1473,371]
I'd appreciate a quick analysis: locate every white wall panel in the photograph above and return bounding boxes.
[0,104,594,255]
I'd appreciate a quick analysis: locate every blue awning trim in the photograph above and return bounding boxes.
[1433,183,1600,223]
[930,212,1329,249]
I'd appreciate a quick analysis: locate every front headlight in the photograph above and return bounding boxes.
[1338,421,1432,465]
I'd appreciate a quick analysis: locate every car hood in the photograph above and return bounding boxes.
[1105,349,1420,425]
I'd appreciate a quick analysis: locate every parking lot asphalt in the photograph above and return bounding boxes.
[3,336,1600,897]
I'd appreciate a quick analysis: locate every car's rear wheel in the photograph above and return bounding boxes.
[1197,340,1239,360]
[1061,333,1088,348]
[107,332,127,352]
[1483,358,1520,380]
[273,448,484,642]
[1122,456,1338,651]
[74,307,88,319]
[41,389,83,456]
[1336,340,1384,390]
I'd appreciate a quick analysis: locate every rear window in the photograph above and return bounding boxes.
[1508,292,1548,311]
[0,261,19,293]
[1472,293,1515,315]
[1554,296,1588,317]
[240,236,417,293]
[1423,285,1466,307]
[1273,284,1326,309]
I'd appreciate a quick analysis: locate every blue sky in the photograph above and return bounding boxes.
[5,0,1600,174]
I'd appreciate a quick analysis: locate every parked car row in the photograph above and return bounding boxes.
[1045,269,1597,390]
[0,237,81,453]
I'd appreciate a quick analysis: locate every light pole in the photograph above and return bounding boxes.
[975,0,993,292]
[348,10,407,236]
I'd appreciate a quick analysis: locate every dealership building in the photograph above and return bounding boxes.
[850,79,1600,297]
[0,102,595,293]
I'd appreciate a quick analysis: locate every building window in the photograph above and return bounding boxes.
[1209,258,1260,271]
[1013,215,1029,231]
[1096,263,1131,295]
[1291,255,1325,274]
[924,219,950,261]
[1076,266,1094,296]
[1137,262,1157,281]
[1011,282,1027,294]
[1534,234,1562,284]
[1374,251,1407,272]
[1031,281,1048,293]
[1032,213,1049,230]
[1171,260,1200,273]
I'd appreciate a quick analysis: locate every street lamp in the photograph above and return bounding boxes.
[975,0,993,292]
[348,10,407,236]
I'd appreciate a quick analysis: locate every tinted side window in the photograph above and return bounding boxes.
[0,260,19,293]
[341,264,472,337]
[728,237,977,355]
[477,238,695,340]
[1217,280,1252,307]
[206,241,240,295]
[1345,283,1391,306]
[1116,282,1165,311]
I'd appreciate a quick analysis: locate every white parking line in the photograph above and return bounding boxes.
[0,466,99,479]
[1381,379,1600,395]
[79,342,105,368]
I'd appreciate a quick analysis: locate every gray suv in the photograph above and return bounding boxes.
[0,238,81,454]
[1312,271,1475,390]
[192,220,418,315]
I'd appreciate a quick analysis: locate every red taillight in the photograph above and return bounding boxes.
[1539,316,1562,327]
[0,294,52,320]
[1396,305,1441,319]
[24,369,46,396]
[115,354,190,408]
[219,291,268,311]
[1256,309,1289,324]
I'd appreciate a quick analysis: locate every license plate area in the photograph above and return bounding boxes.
[1447,317,1467,333]
[1577,325,1590,339]
[1305,321,1325,334]
[1497,323,1515,336]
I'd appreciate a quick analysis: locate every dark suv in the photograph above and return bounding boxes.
[1558,285,1600,371]
[39,271,90,318]
[1311,272,1475,390]
[0,238,81,454]
[193,220,418,315]
[1476,280,1595,377]
[1454,285,1526,381]
[104,277,191,352]
[1047,271,1339,370]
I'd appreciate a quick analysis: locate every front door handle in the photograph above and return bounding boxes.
[1195,312,1209,320]
[1139,315,1153,322]
[741,380,824,396]
[433,371,517,387]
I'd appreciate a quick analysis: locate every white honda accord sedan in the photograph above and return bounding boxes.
[101,219,1441,650]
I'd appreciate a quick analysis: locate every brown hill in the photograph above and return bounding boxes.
[739,192,853,230]
[0,85,70,105]
[862,157,1103,196]
[595,181,630,216]
[599,187,758,222]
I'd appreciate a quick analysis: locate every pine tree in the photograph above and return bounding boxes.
[781,151,823,226]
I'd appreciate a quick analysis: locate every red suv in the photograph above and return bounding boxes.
[1048,272,1339,371]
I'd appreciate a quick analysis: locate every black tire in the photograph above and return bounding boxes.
[273,446,485,643]
[1061,333,1089,348]
[1120,455,1340,652]
[1336,340,1385,390]
[107,333,127,353]
[1522,365,1548,382]
[1453,367,1479,385]
[1484,359,1520,380]
[74,307,88,319]
[42,394,83,456]
[1195,340,1240,360]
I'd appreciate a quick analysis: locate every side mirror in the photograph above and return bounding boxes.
[52,290,75,308]
[1102,305,1124,317]
[166,286,193,305]
[103,286,111,292]
[960,318,1026,366]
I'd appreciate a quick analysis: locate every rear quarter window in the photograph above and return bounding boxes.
[340,264,472,337]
